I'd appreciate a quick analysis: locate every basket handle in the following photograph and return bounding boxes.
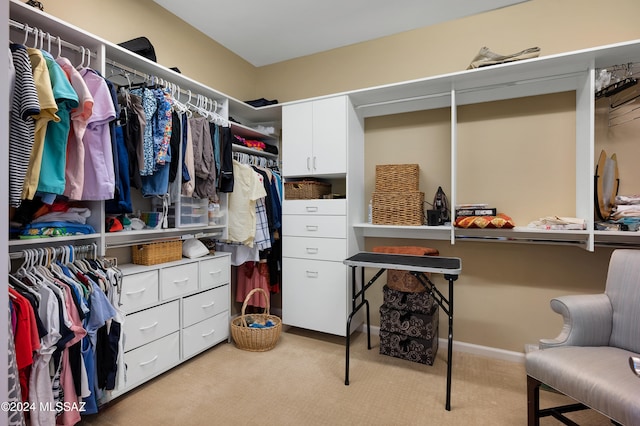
[240,287,271,327]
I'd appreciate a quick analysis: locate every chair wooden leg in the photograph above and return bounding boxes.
[527,375,541,426]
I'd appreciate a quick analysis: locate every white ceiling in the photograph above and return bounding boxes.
[152,0,528,67]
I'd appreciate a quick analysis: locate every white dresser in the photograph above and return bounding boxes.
[114,253,230,395]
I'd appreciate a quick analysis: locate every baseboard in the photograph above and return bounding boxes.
[358,324,525,364]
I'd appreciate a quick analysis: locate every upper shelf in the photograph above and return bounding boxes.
[279,38,640,118]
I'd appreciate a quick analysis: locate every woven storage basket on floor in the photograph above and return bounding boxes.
[284,180,331,200]
[375,164,419,192]
[131,240,182,265]
[231,288,282,352]
[372,191,424,226]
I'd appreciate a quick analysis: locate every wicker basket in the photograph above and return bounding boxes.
[284,180,331,200]
[131,240,182,265]
[375,164,419,192]
[231,288,282,352]
[372,191,424,226]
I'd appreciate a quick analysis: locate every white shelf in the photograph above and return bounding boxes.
[354,223,595,248]
[354,223,452,241]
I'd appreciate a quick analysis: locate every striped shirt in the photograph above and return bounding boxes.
[9,44,40,207]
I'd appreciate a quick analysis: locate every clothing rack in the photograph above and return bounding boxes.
[9,243,99,261]
[105,58,229,127]
[9,18,97,60]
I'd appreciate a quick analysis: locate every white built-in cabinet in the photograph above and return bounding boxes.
[282,96,348,176]
[279,42,640,335]
[281,95,364,336]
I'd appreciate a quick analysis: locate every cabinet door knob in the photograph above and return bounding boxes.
[306,271,319,278]
[306,225,319,231]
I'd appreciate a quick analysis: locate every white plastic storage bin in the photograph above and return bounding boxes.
[178,197,209,227]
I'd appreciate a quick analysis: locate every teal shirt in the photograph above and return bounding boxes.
[37,50,79,196]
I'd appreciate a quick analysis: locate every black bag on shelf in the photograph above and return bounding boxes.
[118,37,157,62]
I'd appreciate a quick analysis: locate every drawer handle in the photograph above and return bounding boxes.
[139,355,159,367]
[208,269,222,275]
[173,278,189,285]
[139,321,159,331]
[201,301,216,308]
[201,329,216,337]
[306,247,319,254]
[306,271,319,278]
[305,206,318,212]
[125,288,146,295]
[306,225,318,231]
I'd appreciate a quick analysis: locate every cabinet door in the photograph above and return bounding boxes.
[281,258,348,336]
[282,102,313,176]
[312,96,347,175]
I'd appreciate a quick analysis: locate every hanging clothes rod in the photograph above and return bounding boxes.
[9,18,97,59]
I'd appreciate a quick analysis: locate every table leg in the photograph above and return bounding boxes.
[444,274,457,411]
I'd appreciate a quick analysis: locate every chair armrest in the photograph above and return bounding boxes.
[539,293,612,349]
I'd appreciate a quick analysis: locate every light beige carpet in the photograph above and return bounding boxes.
[79,328,610,425]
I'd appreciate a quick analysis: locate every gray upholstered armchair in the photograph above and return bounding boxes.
[525,249,640,426]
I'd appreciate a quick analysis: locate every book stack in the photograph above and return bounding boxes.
[455,203,497,218]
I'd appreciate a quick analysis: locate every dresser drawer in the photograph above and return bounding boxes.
[182,312,229,359]
[123,332,180,388]
[120,270,159,313]
[160,263,199,300]
[182,286,230,327]
[124,300,179,351]
[199,256,230,289]
[282,236,346,261]
[282,215,346,238]
[282,199,346,215]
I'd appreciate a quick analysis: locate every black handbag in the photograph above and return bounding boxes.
[118,37,157,62]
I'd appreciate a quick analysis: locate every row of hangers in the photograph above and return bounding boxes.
[9,244,122,304]
[596,63,640,127]
[11,20,96,69]
[233,151,279,170]
[107,61,229,127]
[11,17,229,127]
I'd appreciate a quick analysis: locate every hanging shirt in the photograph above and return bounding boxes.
[9,44,40,208]
[181,113,195,197]
[37,51,79,196]
[55,56,94,200]
[190,116,216,198]
[80,68,116,200]
[23,48,59,201]
[228,160,267,247]
[131,87,157,176]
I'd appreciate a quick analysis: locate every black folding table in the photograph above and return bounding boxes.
[343,252,462,411]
